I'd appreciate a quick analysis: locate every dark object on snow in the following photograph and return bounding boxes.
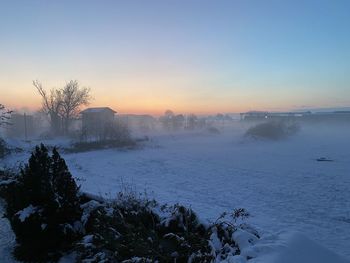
[316,157,334,162]
[207,126,221,134]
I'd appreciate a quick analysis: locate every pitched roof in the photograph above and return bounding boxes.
[80,107,117,114]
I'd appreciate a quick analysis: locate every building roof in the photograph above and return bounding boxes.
[80,107,117,114]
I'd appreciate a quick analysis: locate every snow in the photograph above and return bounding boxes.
[232,228,259,259]
[209,230,222,251]
[15,204,40,222]
[80,234,94,247]
[273,232,349,263]
[1,122,350,262]
[0,200,17,263]
[251,232,350,263]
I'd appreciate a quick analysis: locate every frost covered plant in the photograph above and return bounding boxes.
[75,189,161,262]
[158,204,213,261]
[4,144,83,261]
[76,198,215,262]
[208,208,259,261]
[76,200,258,263]
[214,208,250,227]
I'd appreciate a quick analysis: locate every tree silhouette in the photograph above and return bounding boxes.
[0,104,12,126]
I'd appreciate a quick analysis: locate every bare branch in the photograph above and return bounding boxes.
[0,104,13,126]
[60,80,92,134]
[33,80,63,135]
[33,80,92,135]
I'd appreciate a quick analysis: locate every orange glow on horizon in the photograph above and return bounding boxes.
[2,98,304,117]
[1,82,338,116]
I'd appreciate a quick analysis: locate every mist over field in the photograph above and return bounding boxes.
[1,0,350,262]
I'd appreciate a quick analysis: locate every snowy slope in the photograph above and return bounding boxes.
[252,232,350,263]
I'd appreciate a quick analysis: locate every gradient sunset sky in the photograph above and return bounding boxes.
[1,0,349,115]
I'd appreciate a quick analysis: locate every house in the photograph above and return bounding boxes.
[80,107,117,137]
[240,111,269,121]
[240,111,311,121]
[301,111,350,123]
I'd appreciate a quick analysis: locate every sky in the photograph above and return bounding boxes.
[0,0,349,115]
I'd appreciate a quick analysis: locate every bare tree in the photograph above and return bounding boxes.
[0,104,13,126]
[60,80,91,134]
[33,80,63,135]
[34,80,91,136]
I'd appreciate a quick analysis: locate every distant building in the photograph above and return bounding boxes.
[301,111,350,123]
[240,110,350,123]
[80,107,116,137]
[240,111,311,121]
[240,111,269,121]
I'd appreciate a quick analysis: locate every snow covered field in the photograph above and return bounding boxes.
[1,122,350,262]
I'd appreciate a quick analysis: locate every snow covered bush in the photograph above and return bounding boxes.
[3,144,83,261]
[158,204,213,262]
[76,197,214,262]
[245,120,300,140]
[76,192,259,263]
[209,209,260,261]
[0,168,17,199]
[78,197,161,262]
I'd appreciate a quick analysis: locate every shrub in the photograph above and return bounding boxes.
[158,204,213,262]
[76,192,258,263]
[0,168,17,199]
[0,137,10,158]
[76,192,160,262]
[77,196,215,262]
[3,144,83,261]
[245,120,300,140]
[69,121,136,152]
[69,139,137,153]
[207,126,220,135]
[80,120,132,143]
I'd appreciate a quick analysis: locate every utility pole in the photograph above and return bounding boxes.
[24,113,28,141]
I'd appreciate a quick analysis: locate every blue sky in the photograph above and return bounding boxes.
[1,0,349,114]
